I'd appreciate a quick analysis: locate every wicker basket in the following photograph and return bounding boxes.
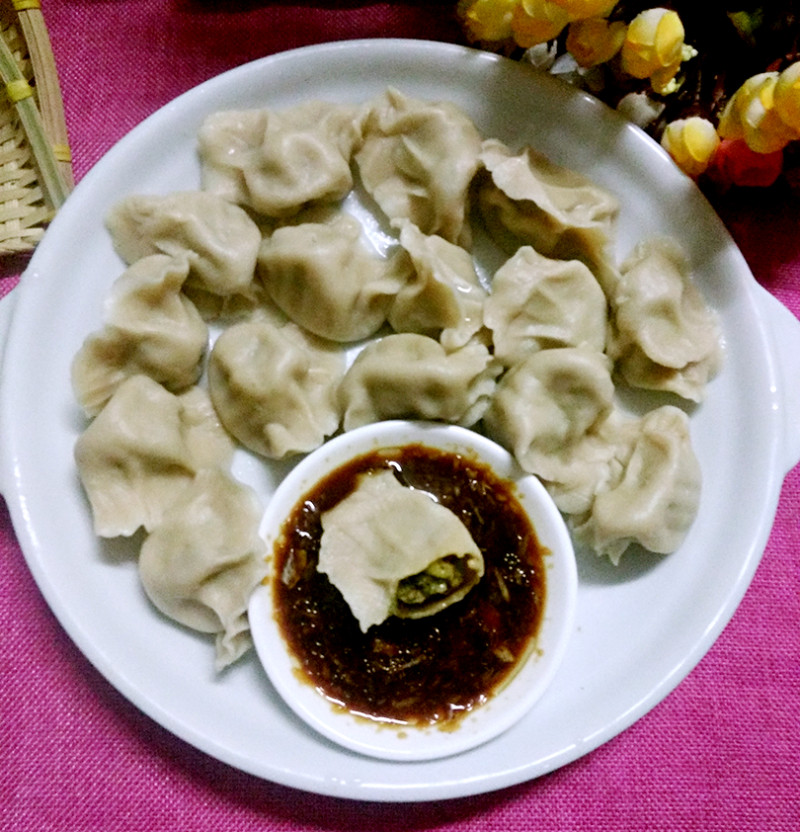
[0,0,71,255]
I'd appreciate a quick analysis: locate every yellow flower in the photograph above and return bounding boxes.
[620,8,686,93]
[566,17,627,67]
[549,0,618,19]
[718,72,797,154]
[511,0,571,47]
[660,117,720,178]
[463,0,520,42]
[773,61,800,133]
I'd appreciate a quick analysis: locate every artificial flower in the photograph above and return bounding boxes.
[620,8,688,94]
[773,61,800,133]
[660,117,720,178]
[566,17,627,67]
[511,0,571,47]
[462,0,519,42]
[706,139,784,188]
[718,72,797,155]
[549,0,617,19]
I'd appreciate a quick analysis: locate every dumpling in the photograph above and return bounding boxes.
[257,213,406,342]
[387,222,487,351]
[355,88,482,246]
[484,347,616,465]
[540,410,642,516]
[476,138,620,292]
[74,375,234,538]
[138,467,266,670]
[71,254,207,416]
[318,468,484,632]
[208,317,345,459]
[573,405,701,562]
[607,236,723,401]
[339,333,501,430]
[197,100,364,218]
[484,245,608,367]
[483,347,623,514]
[105,190,261,297]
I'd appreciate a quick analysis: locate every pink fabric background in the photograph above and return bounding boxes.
[1,2,798,829]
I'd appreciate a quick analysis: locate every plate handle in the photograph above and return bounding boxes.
[754,284,800,475]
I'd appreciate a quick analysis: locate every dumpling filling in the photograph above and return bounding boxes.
[317,469,484,631]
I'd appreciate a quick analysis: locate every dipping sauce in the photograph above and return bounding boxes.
[272,444,547,728]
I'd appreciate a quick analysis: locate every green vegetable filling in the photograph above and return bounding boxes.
[396,555,468,606]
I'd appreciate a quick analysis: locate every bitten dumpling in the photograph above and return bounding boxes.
[483,347,625,514]
[105,190,262,298]
[138,467,266,670]
[208,317,345,459]
[71,254,207,416]
[318,469,484,632]
[257,213,407,342]
[355,88,482,246]
[339,333,501,430]
[607,236,723,402]
[477,138,620,292]
[484,246,608,367]
[388,222,487,351]
[197,100,364,218]
[74,375,234,538]
[573,405,702,562]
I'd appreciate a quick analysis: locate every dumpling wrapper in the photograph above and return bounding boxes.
[74,376,234,537]
[477,138,620,293]
[607,236,723,402]
[208,317,345,459]
[71,254,208,417]
[388,222,488,351]
[355,88,482,247]
[105,190,261,298]
[339,333,501,430]
[483,347,620,515]
[317,469,484,632]
[484,245,608,367]
[197,101,364,218]
[572,405,702,562]
[257,213,406,343]
[139,467,266,671]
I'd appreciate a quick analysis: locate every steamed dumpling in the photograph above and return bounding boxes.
[573,405,702,562]
[257,213,407,342]
[483,347,624,514]
[74,375,234,538]
[388,222,487,351]
[208,317,345,459]
[607,237,723,401]
[105,190,261,297]
[71,254,207,416]
[355,88,482,246]
[477,138,620,291]
[484,246,608,367]
[318,469,484,632]
[339,333,501,430]
[138,467,266,670]
[198,100,364,218]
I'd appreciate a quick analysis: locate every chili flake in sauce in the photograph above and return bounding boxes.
[272,444,546,728]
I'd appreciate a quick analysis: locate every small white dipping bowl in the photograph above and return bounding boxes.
[248,420,577,761]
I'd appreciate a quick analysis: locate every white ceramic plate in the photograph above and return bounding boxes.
[1,40,799,803]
